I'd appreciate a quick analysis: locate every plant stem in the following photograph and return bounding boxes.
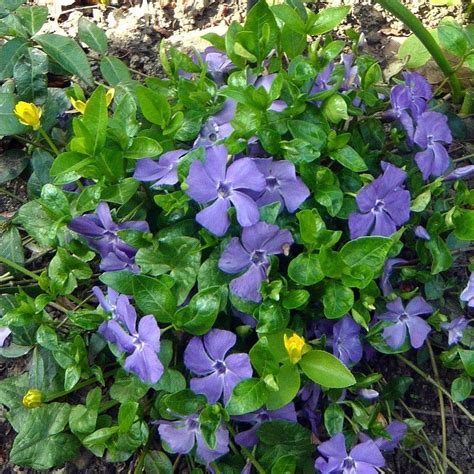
[397,353,474,422]
[38,127,60,156]
[227,423,266,474]
[0,187,26,203]
[374,0,462,102]
[12,134,54,153]
[0,255,41,281]
[427,340,447,473]
[400,449,433,474]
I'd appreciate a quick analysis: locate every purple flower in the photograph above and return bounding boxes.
[349,163,410,239]
[414,111,452,180]
[252,73,287,112]
[234,403,297,448]
[133,149,188,187]
[202,47,234,85]
[414,225,431,241]
[359,421,407,452]
[100,299,163,384]
[403,71,432,117]
[445,165,474,181]
[0,327,11,347]
[310,62,335,96]
[251,158,309,213]
[218,222,293,302]
[332,316,363,366]
[460,273,474,308]
[299,383,321,434]
[194,100,236,148]
[100,247,139,273]
[379,296,432,349]
[184,329,252,404]
[341,54,359,91]
[358,389,379,400]
[442,317,469,346]
[385,85,415,141]
[68,202,149,257]
[92,286,123,314]
[158,414,229,464]
[315,433,385,474]
[186,145,266,236]
[380,258,407,297]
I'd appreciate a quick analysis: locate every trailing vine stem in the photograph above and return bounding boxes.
[374,0,462,103]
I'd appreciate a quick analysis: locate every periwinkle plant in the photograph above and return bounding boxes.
[0,0,472,472]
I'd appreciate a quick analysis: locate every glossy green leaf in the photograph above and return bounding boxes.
[227,378,269,415]
[78,17,107,55]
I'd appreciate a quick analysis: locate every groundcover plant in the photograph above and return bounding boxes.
[0,0,473,472]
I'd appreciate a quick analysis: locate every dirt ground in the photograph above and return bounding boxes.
[1,1,473,473]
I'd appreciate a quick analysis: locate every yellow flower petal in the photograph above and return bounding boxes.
[284,333,311,364]
[22,388,43,408]
[106,88,115,107]
[14,101,42,130]
[70,97,86,114]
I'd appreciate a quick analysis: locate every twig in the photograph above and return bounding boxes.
[427,340,447,473]
[403,406,472,421]
[396,353,474,423]
[0,187,26,203]
[399,449,432,474]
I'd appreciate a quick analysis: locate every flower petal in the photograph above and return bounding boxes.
[218,238,251,274]
[229,265,267,302]
[186,161,218,203]
[184,336,216,375]
[406,316,431,349]
[137,315,161,352]
[124,345,164,384]
[229,191,261,228]
[204,329,236,361]
[190,371,224,404]
[196,198,231,236]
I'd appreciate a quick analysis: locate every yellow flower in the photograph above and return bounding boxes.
[22,388,43,408]
[70,88,115,114]
[106,88,115,106]
[14,102,42,130]
[284,333,310,364]
[70,97,87,114]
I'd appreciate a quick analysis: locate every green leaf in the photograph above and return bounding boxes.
[143,451,173,474]
[323,280,354,318]
[100,56,131,85]
[69,387,101,435]
[426,236,453,275]
[0,149,29,184]
[14,200,56,247]
[100,271,135,294]
[266,363,301,411]
[10,402,80,470]
[82,86,108,155]
[199,405,221,450]
[322,94,348,123]
[135,236,201,305]
[118,401,139,433]
[329,146,367,172]
[15,5,48,35]
[110,371,149,403]
[453,209,474,241]
[299,350,355,388]
[0,38,28,80]
[451,375,471,402]
[174,286,221,335]
[257,300,290,334]
[324,403,344,436]
[309,6,351,35]
[288,253,324,286]
[398,32,438,69]
[271,4,306,34]
[132,275,177,323]
[340,236,392,272]
[226,378,269,415]
[458,349,474,376]
[101,178,139,205]
[136,85,170,128]
[13,47,48,103]
[78,17,108,55]
[124,136,162,159]
[160,390,206,417]
[0,92,28,135]
[0,224,24,266]
[438,17,468,57]
[48,248,92,295]
[271,455,297,474]
[35,34,93,86]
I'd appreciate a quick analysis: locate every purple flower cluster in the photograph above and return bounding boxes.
[380,296,432,350]
[94,286,163,384]
[69,202,149,273]
[184,329,252,404]
[332,316,363,366]
[387,72,453,179]
[441,317,469,346]
[219,222,294,302]
[349,163,410,239]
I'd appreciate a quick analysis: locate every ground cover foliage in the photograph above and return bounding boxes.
[0,0,473,472]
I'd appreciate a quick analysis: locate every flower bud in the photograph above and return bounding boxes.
[70,97,87,114]
[14,102,42,130]
[284,333,311,364]
[22,388,43,408]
